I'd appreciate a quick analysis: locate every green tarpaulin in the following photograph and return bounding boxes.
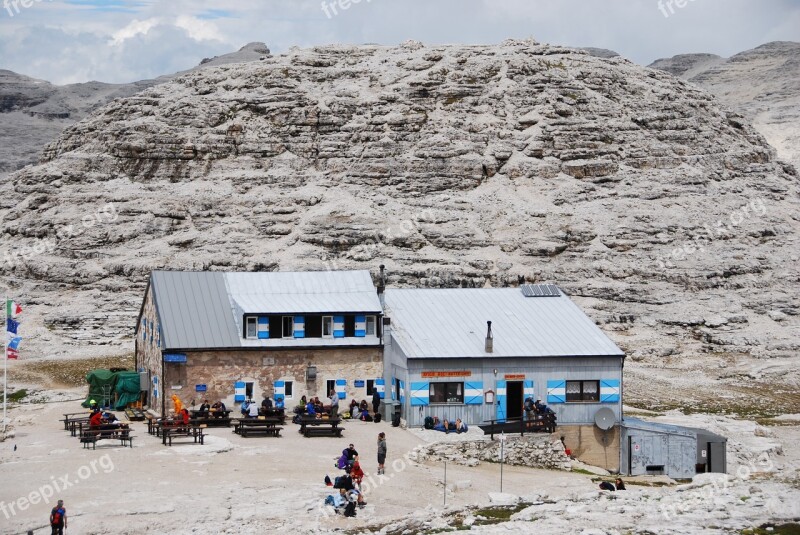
[114,372,141,410]
[81,369,140,409]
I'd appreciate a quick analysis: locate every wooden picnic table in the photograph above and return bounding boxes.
[190,409,232,419]
[80,427,134,449]
[162,425,205,446]
[478,413,557,439]
[297,417,343,438]
[61,412,89,430]
[258,407,286,422]
[233,418,283,437]
[68,417,91,437]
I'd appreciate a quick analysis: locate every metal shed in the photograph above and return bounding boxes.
[620,418,727,479]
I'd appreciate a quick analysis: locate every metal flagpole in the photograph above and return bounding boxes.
[500,432,505,493]
[3,295,7,433]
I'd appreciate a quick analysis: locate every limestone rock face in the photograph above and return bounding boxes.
[0,41,798,411]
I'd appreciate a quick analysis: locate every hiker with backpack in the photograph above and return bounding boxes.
[50,499,67,534]
[377,432,387,475]
[371,387,381,416]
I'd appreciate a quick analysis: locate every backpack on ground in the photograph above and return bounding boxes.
[392,412,401,427]
[424,416,434,429]
[343,501,357,517]
[373,412,382,423]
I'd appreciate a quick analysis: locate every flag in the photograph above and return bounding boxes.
[6,300,22,318]
[7,318,19,335]
[6,336,21,360]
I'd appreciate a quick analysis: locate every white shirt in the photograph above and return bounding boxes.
[248,404,259,417]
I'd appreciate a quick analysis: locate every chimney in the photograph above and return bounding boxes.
[377,264,386,295]
[485,320,493,353]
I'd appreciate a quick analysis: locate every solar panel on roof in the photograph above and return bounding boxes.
[520,284,561,297]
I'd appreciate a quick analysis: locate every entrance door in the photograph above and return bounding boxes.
[506,381,523,420]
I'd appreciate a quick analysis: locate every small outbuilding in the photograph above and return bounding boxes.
[620,418,727,479]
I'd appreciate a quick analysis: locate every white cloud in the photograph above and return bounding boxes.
[175,15,224,42]
[110,18,161,46]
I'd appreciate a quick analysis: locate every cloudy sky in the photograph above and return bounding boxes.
[1,0,798,85]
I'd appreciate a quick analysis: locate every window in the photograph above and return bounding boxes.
[284,380,294,399]
[245,382,254,399]
[566,380,600,402]
[326,379,336,397]
[322,316,333,338]
[366,379,375,395]
[305,316,322,338]
[430,382,464,404]
[366,316,377,336]
[245,317,257,339]
[282,316,294,338]
[344,315,355,337]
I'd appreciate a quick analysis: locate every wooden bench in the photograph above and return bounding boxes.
[162,425,205,446]
[80,428,134,449]
[190,416,232,428]
[478,413,557,440]
[61,412,88,430]
[234,419,283,438]
[298,417,343,438]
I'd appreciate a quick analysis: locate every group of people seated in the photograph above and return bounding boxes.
[524,397,554,418]
[197,399,229,418]
[348,399,375,421]
[87,401,129,436]
[433,416,469,433]
[323,443,367,517]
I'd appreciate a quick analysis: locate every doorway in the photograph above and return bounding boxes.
[507,381,523,420]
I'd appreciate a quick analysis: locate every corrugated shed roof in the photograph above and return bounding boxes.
[150,270,382,350]
[152,271,241,350]
[383,288,624,359]
[622,418,727,442]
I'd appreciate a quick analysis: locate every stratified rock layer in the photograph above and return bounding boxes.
[1,40,798,409]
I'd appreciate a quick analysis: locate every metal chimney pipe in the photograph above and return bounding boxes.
[377,264,386,295]
[485,320,493,353]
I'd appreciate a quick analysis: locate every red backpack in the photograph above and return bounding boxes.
[51,507,64,525]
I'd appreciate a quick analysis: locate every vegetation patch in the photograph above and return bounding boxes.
[6,389,28,402]
[10,355,134,388]
[472,502,530,526]
[741,523,800,535]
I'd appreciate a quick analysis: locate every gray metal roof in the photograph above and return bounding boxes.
[383,288,624,359]
[150,270,382,350]
[151,271,241,350]
[622,418,727,442]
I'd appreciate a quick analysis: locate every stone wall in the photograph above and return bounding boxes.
[134,283,162,412]
[411,436,571,471]
[182,347,383,409]
[559,424,620,472]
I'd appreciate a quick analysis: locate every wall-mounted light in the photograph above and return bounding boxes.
[306,365,317,381]
[493,368,498,376]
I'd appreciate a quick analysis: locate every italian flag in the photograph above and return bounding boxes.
[6,300,22,318]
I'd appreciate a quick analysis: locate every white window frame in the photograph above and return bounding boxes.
[284,380,294,400]
[282,316,294,338]
[322,316,333,338]
[245,317,258,339]
[365,315,377,336]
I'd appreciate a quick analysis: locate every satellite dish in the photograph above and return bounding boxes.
[594,408,616,431]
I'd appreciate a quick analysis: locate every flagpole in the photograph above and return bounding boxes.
[3,295,7,434]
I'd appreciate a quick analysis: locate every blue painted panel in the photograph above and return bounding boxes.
[496,380,507,422]
[547,379,566,404]
[410,381,429,406]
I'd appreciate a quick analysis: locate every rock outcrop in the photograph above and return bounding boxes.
[1,40,798,411]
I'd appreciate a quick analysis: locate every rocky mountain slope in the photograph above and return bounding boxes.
[0,42,270,178]
[1,39,798,412]
[650,41,800,170]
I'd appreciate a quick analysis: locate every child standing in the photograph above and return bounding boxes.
[377,432,387,475]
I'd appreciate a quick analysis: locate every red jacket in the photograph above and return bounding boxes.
[89,411,103,427]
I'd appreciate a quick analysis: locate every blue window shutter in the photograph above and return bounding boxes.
[354,315,366,337]
[333,315,345,338]
[149,320,154,342]
[234,381,246,402]
[524,380,535,399]
[141,318,146,340]
[335,379,347,399]
[464,381,483,405]
[399,380,405,404]
[390,376,396,401]
[547,380,566,404]
[600,379,620,403]
[375,378,385,399]
[257,316,269,339]
[293,316,305,338]
[274,380,285,401]
[496,380,507,422]
[410,382,429,406]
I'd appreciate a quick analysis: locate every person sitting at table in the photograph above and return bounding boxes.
[179,407,191,425]
[248,400,259,418]
[261,396,273,410]
[210,400,226,417]
[295,395,308,414]
[313,397,324,414]
[306,399,318,418]
[199,399,211,416]
[275,396,284,409]
[89,408,104,430]
[348,399,359,419]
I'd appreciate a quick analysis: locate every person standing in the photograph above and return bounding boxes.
[377,432,387,475]
[329,390,339,419]
[50,499,67,534]
[371,387,381,416]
